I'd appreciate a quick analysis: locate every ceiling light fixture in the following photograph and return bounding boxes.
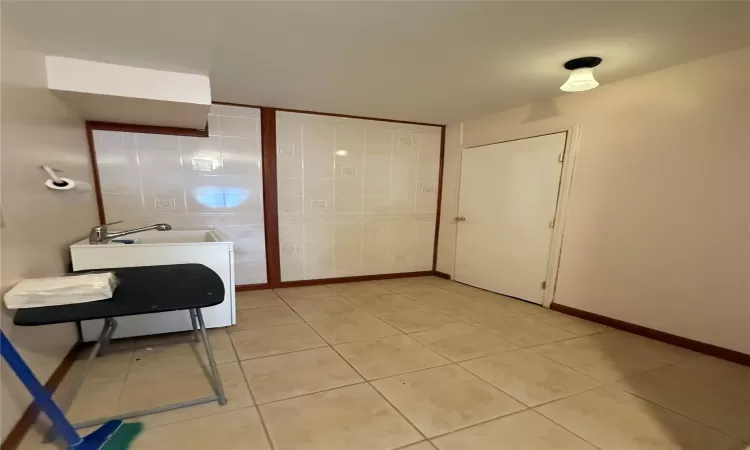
[560,56,602,92]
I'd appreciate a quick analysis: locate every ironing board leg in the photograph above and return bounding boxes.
[189,309,200,342]
[44,318,116,443]
[194,308,227,405]
[34,313,228,432]
[98,317,118,356]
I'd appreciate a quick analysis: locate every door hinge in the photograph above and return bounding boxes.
[548,218,556,229]
[558,152,564,163]
[541,281,547,290]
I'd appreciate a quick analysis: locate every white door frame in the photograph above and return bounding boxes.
[452,125,582,308]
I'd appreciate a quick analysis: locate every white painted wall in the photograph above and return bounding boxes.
[437,47,750,354]
[1,21,100,441]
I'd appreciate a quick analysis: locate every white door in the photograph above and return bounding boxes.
[454,133,567,304]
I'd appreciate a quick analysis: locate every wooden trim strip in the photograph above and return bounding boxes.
[235,283,272,292]
[86,121,211,225]
[235,271,438,291]
[1,344,84,450]
[463,130,567,149]
[86,121,209,137]
[85,123,106,225]
[260,108,281,286]
[550,303,750,367]
[433,271,451,280]
[214,101,444,128]
[432,126,446,270]
[273,271,436,288]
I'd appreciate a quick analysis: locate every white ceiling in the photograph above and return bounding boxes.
[4,1,750,124]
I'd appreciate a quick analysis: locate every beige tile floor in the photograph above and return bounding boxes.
[19,276,750,450]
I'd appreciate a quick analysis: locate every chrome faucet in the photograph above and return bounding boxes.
[88,221,172,244]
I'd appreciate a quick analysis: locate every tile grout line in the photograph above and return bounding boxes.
[230,330,278,450]
[611,384,745,444]
[528,404,609,450]
[428,404,605,450]
[267,282,617,446]
[302,318,431,445]
[109,344,138,416]
[393,441,437,450]
[522,331,700,385]
[252,281,737,444]
[64,280,590,446]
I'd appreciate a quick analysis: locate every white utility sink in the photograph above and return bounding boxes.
[70,229,236,341]
[85,229,221,245]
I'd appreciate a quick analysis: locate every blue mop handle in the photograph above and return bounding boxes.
[0,331,82,446]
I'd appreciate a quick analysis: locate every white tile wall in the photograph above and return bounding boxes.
[276,112,441,281]
[93,105,267,285]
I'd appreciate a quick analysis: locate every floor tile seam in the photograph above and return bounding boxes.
[250,378,368,406]
[393,441,435,450]
[533,382,746,448]
[306,324,430,442]
[234,339,278,450]
[310,328,405,347]
[232,330,331,365]
[276,294,349,306]
[236,302,286,311]
[510,406,606,450]
[526,342,700,384]
[482,342,614,382]
[517,314,607,336]
[233,340,356,400]
[302,308,391,326]
[229,318,308,333]
[421,407,607,447]
[609,383,747,443]
[409,338,520,364]
[365,362,539,436]
[480,327,598,351]
[111,350,137,415]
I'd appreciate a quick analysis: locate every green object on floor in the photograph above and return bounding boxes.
[100,422,144,450]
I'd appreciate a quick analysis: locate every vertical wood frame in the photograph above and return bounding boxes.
[260,108,281,285]
[432,126,447,270]
[85,124,106,225]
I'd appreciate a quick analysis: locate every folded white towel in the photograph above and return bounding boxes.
[4,273,118,309]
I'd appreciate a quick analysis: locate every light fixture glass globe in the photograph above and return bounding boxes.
[560,67,599,92]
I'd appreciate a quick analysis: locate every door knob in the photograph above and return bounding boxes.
[455,216,467,222]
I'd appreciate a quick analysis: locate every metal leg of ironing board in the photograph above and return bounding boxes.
[189,309,200,342]
[98,317,118,356]
[194,308,227,405]
[44,318,116,443]
[43,311,228,432]
[70,309,228,429]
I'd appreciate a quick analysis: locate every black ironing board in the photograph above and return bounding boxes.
[13,264,225,326]
[12,263,229,434]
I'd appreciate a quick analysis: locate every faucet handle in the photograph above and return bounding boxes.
[89,220,123,244]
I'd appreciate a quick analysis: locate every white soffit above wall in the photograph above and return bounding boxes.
[45,56,211,129]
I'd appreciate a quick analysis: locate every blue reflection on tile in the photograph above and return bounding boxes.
[192,186,249,208]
